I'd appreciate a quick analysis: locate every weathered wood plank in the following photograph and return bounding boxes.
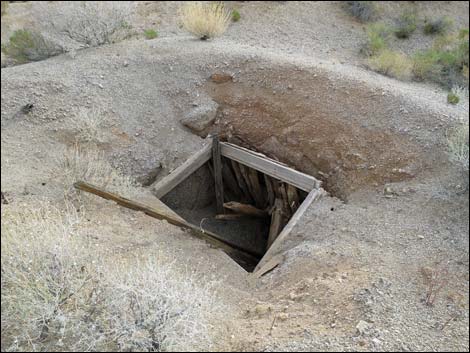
[264,174,275,208]
[220,142,321,192]
[254,188,326,272]
[247,167,266,208]
[153,142,212,198]
[222,158,243,197]
[252,254,284,279]
[74,181,263,262]
[287,184,300,213]
[223,201,268,218]
[239,163,258,204]
[231,160,254,204]
[267,198,284,248]
[212,135,224,214]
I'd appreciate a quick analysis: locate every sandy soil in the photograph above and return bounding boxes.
[1,1,469,351]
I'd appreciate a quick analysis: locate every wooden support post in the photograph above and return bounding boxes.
[212,135,224,214]
[267,198,284,248]
[264,174,275,208]
[231,160,254,204]
[223,201,268,218]
[247,168,266,209]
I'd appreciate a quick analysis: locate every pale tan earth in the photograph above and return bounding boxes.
[1,1,469,351]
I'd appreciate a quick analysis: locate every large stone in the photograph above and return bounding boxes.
[180,100,218,133]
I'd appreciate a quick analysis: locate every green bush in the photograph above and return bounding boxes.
[447,92,460,104]
[394,11,417,39]
[368,49,412,80]
[143,28,158,39]
[412,29,469,88]
[344,1,377,22]
[232,9,241,22]
[1,29,64,63]
[424,17,452,35]
[363,23,390,56]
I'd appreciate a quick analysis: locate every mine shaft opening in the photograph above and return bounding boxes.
[157,140,319,272]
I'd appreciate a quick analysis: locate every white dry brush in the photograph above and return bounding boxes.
[35,1,134,50]
[1,201,225,352]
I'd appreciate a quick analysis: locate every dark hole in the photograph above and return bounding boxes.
[161,156,305,272]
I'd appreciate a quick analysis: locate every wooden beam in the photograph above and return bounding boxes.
[231,160,254,204]
[74,181,263,262]
[212,135,224,214]
[153,142,212,198]
[267,198,284,248]
[254,188,326,272]
[220,142,321,192]
[223,201,268,218]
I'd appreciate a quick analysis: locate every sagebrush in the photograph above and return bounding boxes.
[35,1,134,49]
[344,1,377,22]
[363,23,390,56]
[179,1,231,40]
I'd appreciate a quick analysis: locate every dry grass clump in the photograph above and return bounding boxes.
[179,1,231,40]
[71,107,108,143]
[447,121,469,171]
[368,49,412,80]
[55,144,139,200]
[1,201,226,351]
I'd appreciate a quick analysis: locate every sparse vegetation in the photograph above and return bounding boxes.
[1,201,224,351]
[344,1,377,23]
[363,22,390,56]
[232,9,241,22]
[1,1,8,17]
[447,91,460,104]
[447,122,469,171]
[1,29,64,63]
[37,1,134,48]
[56,143,139,199]
[412,29,469,88]
[179,1,231,40]
[144,28,158,39]
[421,265,449,307]
[368,49,412,80]
[424,17,452,35]
[394,10,417,39]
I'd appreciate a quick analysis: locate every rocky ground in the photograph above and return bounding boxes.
[1,1,469,352]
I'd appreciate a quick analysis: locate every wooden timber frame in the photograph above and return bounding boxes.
[78,137,325,275]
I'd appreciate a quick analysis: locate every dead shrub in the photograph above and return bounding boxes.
[179,1,231,40]
[35,1,134,49]
[447,121,469,171]
[343,1,378,23]
[420,264,449,307]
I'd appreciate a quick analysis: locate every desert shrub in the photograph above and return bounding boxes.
[447,91,460,104]
[1,1,8,17]
[447,122,469,171]
[144,28,158,39]
[424,17,452,35]
[368,49,412,79]
[363,22,390,56]
[1,29,64,63]
[232,9,241,22]
[36,1,134,48]
[412,29,469,88]
[99,257,223,351]
[1,201,100,351]
[344,1,377,22]
[394,10,417,39]
[1,201,225,351]
[179,1,231,40]
[55,143,139,199]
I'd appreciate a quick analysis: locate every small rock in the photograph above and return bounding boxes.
[210,73,233,83]
[278,313,289,321]
[417,235,425,240]
[180,99,218,132]
[356,320,371,336]
[123,61,129,67]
